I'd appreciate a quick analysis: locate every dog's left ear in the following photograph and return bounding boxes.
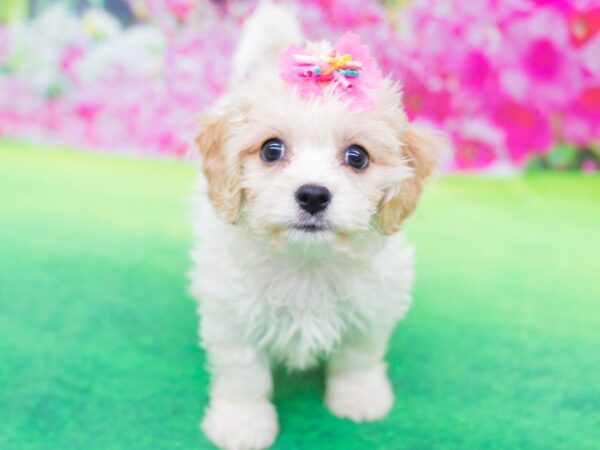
[195,114,243,223]
[376,125,439,235]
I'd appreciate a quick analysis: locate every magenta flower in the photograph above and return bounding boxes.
[492,100,553,162]
[59,44,84,84]
[582,158,597,173]
[499,7,584,110]
[569,7,600,47]
[450,118,505,170]
[165,0,195,22]
[560,86,600,146]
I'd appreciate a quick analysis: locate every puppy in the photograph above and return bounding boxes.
[189,3,438,449]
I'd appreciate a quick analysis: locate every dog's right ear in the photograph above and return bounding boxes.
[195,115,243,223]
[376,125,439,235]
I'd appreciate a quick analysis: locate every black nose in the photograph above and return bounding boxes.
[295,184,331,215]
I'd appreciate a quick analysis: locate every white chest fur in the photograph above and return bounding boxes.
[190,207,415,370]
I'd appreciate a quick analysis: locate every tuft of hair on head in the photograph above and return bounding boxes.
[375,124,442,235]
[231,0,303,83]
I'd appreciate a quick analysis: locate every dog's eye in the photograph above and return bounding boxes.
[344,144,369,170]
[260,138,286,163]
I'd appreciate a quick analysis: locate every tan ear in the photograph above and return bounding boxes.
[377,126,439,235]
[195,115,243,223]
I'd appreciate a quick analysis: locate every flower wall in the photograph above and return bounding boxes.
[0,0,599,170]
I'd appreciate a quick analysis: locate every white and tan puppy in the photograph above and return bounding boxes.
[189,2,438,449]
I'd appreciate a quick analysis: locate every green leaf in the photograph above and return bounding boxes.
[546,144,577,170]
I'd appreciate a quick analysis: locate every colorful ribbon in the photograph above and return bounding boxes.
[279,32,384,109]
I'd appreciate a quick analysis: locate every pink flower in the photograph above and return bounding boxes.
[569,7,600,47]
[300,0,380,28]
[560,86,600,146]
[460,50,493,91]
[582,158,597,173]
[452,134,499,170]
[165,0,195,22]
[443,116,507,170]
[402,74,453,124]
[59,45,85,84]
[492,101,553,162]
[499,7,584,110]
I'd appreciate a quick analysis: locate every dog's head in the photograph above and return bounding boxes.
[196,49,438,244]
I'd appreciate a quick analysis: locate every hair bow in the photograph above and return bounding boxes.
[279,32,383,109]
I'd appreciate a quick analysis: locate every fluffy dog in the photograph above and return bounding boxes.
[189,2,438,449]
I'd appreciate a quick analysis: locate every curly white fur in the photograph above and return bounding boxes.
[190,197,415,450]
[188,2,437,449]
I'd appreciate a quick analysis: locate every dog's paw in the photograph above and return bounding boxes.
[201,398,278,450]
[325,363,394,422]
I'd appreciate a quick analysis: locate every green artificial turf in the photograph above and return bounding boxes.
[1,141,599,450]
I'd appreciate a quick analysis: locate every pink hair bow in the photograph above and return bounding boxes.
[279,32,383,109]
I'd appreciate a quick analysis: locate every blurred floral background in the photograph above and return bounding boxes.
[1,0,599,172]
[2,4,599,449]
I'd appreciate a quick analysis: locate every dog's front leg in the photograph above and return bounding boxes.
[201,341,277,450]
[325,323,396,423]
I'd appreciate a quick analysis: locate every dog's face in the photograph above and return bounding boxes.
[196,73,437,243]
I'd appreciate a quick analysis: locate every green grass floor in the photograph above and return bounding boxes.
[1,141,599,450]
